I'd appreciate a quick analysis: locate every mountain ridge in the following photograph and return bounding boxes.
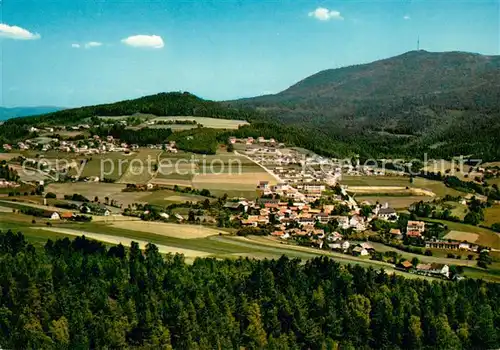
[0,106,64,120]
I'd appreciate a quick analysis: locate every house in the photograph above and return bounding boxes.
[390,228,403,240]
[349,215,366,231]
[332,216,349,229]
[359,242,375,252]
[407,231,422,238]
[298,217,315,226]
[352,246,369,256]
[60,212,73,220]
[315,213,330,224]
[400,260,413,271]
[378,207,398,221]
[80,203,110,216]
[416,263,450,278]
[407,220,425,233]
[328,240,350,251]
[44,212,60,220]
[224,201,245,211]
[241,216,259,227]
[326,231,343,242]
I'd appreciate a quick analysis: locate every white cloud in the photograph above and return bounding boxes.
[0,23,40,40]
[84,41,102,49]
[121,34,164,49]
[71,43,81,48]
[404,15,411,20]
[308,7,344,21]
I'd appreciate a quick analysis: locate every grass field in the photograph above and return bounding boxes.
[444,231,479,243]
[342,176,412,187]
[45,183,208,207]
[356,196,433,209]
[110,221,223,239]
[2,213,499,281]
[421,159,476,181]
[152,151,275,198]
[484,205,500,226]
[116,148,162,184]
[343,175,467,198]
[423,218,500,249]
[150,116,249,129]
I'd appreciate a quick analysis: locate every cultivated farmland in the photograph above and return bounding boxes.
[110,221,224,239]
[150,116,249,129]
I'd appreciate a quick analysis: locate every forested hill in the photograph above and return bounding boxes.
[231,50,500,160]
[1,231,499,349]
[4,92,260,127]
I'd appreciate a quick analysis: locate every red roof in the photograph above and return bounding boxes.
[407,230,422,237]
[401,261,413,268]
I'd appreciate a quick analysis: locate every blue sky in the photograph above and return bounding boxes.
[1,0,498,107]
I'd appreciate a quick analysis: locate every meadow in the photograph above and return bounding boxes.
[153,151,275,198]
[356,195,433,209]
[45,182,209,207]
[423,218,500,249]
[1,212,499,281]
[484,205,500,227]
[342,175,467,198]
[150,116,249,129]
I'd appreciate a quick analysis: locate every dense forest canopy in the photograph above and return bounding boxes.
[0,231,499,349]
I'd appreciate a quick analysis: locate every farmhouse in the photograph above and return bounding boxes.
[44,212,61,220]
[378,207,398,221]
[407,220,425,233]
[416,263,450,278]
[352,246,369,256]
[400,260,413,271]
[328,240,350,251]
[390,228,403,240]
[80,203,111,216]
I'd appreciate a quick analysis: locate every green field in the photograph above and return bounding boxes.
[422,217,500,249]
[484,205,500,227]
[2,212,499,281]
[115,148,162,183]
[342,175,412,187]
[342,175,467,198]
[150,116,249,129]
[153,151,274,198]
[356,195,433,209]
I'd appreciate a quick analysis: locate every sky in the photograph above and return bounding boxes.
[0,0,499,107]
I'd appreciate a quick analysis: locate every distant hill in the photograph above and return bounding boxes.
[3,92,257,126]
[231,50,500,160]
[0,106,64,120]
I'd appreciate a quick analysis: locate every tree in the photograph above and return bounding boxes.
[491,222,500,232]
[243,303,267,348]
[464,212,480,226]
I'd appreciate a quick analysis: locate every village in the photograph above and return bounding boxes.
[0,129,495,281]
